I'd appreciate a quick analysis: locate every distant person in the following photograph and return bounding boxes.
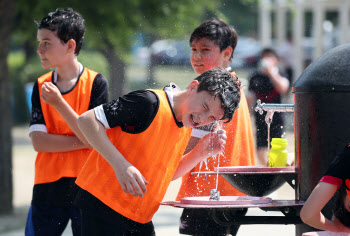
[25,8,109,236]
[246,48,290,165]
[74,68,241,235]
[300,143,350,233]
[173,18,255,236]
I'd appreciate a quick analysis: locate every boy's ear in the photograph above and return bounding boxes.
[66,39,76,54]
[186,80,200,94]
[223,46,233,61]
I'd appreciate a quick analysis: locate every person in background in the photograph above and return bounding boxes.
[300,143,350,233]
[173,18,255,236]
[246,48,290,165]
[25,8,108,236]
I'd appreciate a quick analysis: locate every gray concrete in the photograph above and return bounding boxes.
[0,126,298,236]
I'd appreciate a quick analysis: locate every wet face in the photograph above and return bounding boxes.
[181,81,224,129]
[36,29,69,69]
[190,38,231,75]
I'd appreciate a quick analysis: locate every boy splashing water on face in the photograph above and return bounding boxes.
[74,68,241,236]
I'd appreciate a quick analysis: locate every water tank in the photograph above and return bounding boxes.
[293,43,350,234]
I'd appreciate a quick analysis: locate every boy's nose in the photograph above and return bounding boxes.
[198,113,209,125]
[37,45,44,55]
[192,51,201,59]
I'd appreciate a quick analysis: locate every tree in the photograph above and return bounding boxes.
[0,0,15,213]
[13,0,221,100]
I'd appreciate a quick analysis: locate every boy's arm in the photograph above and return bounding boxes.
[300,182,349,233]
[31,131,87,152]
[77,109,148,198]
[41,82,91,147]
[264,63,290,95]
[172,129,226,180]
[30,81,90,152]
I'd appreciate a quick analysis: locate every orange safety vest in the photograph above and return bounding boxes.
[176,72,255,200]
[35,68,97,185]
[76,89,191,224]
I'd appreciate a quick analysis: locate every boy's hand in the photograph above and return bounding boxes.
[41,82,63,107]
[113,160,149,198]
[198,129,227,158]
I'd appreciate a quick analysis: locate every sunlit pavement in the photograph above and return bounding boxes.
[0,126,297,236]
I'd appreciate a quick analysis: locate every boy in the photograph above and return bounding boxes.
[74,68,241,235]
[174,18,255,236]
[25,8,108,236]
[246,48,290,165]
[301,143,350,233]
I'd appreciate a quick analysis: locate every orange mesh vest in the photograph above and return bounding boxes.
[76,89,191,223]
[176,71,255,200]
[35,68,97,185]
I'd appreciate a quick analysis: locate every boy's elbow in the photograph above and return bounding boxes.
[77,112,89,130]
[30,132,45,152]
[300,208,312,225]
[32,142,42,152]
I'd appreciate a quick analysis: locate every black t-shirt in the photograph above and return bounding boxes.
[248,71,288,104]
[321,144,350,188]
[31,71,109,207]
[103,90,160,133]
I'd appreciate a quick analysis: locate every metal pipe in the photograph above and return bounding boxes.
[254,99,294,115]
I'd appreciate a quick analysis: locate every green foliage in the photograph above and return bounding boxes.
[219,0,258,37]
[79,50,110,80]
[7,50,111,124]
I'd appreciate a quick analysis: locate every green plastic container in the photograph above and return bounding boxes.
[268,138,288,167]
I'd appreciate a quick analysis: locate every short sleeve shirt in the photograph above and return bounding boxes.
[319,144,350,190]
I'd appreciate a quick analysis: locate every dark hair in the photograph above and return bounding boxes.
[190,18,238,60]
[261,48,279,59]
[36,8,85,55]
[333,185,350,227]
[194,67,241,123]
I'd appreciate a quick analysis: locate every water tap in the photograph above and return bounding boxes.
[209,189,220,200]
[254,99,294,124]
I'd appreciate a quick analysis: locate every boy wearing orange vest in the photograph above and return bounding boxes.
[174,18,255,236]
[25,8,108,236]
[74,68,241,235]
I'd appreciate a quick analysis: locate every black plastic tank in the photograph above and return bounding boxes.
[293,43,350,235]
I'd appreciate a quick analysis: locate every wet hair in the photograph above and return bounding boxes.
[190,18,238,60]
[334,185,350,228]
[261,48,279,59]
[36,8,85,55]
[194,67,241,123]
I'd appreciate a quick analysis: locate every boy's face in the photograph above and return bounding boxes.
[190,37,232,75]
[37,29,71,69]
[181,80,224,129]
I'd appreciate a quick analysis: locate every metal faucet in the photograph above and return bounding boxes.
[254,99,294,124]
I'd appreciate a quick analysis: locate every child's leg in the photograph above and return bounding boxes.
[25,205,35,236]
[179,208,230,236]
[31,204,70,236]
[69,207,82,236]
[80,209,155,236]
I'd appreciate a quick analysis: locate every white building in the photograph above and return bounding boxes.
[259,0,350,81]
